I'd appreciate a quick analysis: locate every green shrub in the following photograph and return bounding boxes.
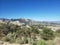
[32,39,46,45]
[15,38,23,44]
[41,28,55,40]
[56,29,60,37]
[2,32,17,43]
[32,41,37,45]
[37,40,46,45]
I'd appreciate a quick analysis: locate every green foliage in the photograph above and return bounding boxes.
[32,40,46,45]
[0,23,57,45]
[15,38,23,44]
[37,40,46,45]
[31,26,40,34]
[2,32,17,43]
[0,23,8,35]
[32,41,37,45]
[41,28,55,40]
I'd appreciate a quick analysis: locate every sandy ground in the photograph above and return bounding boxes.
[46,26,60,31]
[0,41,31,45]
[54,37,60,45]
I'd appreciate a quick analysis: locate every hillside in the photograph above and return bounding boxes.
[0,18,60,45]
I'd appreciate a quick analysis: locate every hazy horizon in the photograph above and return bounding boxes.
[0,0,60,21]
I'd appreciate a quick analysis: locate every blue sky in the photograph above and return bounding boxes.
[0,0,60,21]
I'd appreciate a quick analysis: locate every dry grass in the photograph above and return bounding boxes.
[54,37,60,45]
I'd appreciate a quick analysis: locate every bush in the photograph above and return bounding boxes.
[2,32,17,43]
[56,29,60,37]
[32,40,46,45]
[37,40,46,45]
[15,38,23,44]
[32,41,37,45]
[41,28,55,40]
